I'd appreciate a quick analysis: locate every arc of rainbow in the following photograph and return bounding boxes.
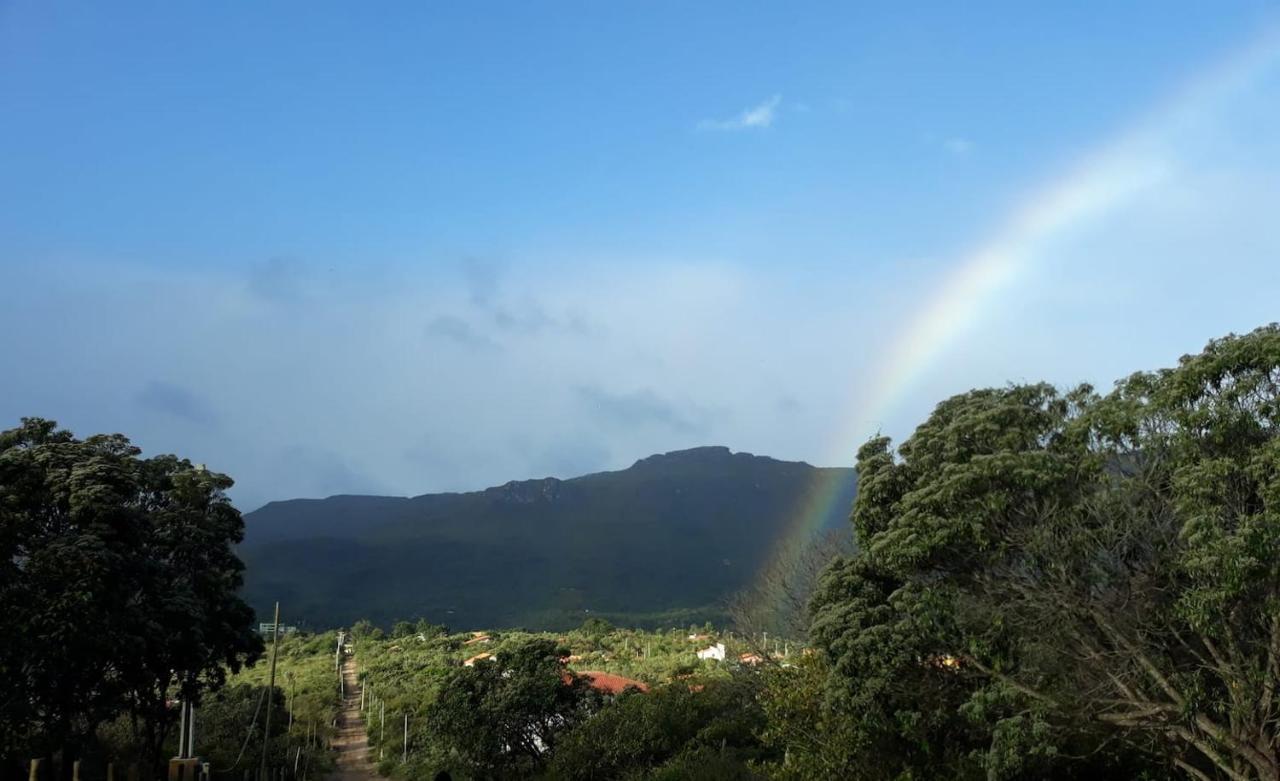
[754,25,1280,619]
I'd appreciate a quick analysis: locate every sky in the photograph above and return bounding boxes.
[3,1,1280,511]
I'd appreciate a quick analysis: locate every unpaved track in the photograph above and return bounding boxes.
[331,654,376,781]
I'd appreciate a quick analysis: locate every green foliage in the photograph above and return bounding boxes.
[224,632,342,777]
[0,418,261,770]
[579,616,614,637]
[549,674,770,780]
[808,324,1280,779]
[420,638,603,778]
[755,654,862,780]
[351,623,797,780]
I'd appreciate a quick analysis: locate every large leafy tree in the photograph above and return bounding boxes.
[549,674,770,780]
[810,325,1280,780]
[0,421,149,765]
[0,418,261,773]
[123,454,263,771]
[422,638,601,778]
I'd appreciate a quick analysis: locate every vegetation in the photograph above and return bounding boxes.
[349,621,786,780]
[218,631,343,779]
[808,323,1280,779]
[10,324,1280,780]
[0,419,261,777]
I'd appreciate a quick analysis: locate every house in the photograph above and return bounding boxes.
[688,633,711,642]
[738,652,765,666]
[576,671,649,695]
[463,652,495,667]
[258,623,297,636]
[463,634,492,646]
[696,643,725,662]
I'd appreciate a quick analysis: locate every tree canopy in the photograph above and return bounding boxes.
[0,418,261,772]
[811,324,1280,779]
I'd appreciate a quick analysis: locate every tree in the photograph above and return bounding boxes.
[422,638,601,778]
[414,619,447,639]
[549,674,770,780]
[120,455,263,773]
[0,420,149,767]
[0,418,261,775]
[728,528,856,642]
[579,616,613,638]
[810,325,1280,779]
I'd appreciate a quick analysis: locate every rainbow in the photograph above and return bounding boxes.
[757,24,1280,614]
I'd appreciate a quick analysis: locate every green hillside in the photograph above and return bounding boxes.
[239,446,857,630]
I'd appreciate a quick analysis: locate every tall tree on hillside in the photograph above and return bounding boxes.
[810,324,1280,780]
[122,455,262,772]
[0,420,151,767]
[0,418,261,774]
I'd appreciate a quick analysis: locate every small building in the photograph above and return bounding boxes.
[258,623,297,636]
[463,652,495,667]
[577,671,649,695]
[738,652,765,666]
[463,634,492,646]
[696,643,725,662]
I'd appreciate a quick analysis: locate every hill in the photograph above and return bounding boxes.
[239,446,857,630]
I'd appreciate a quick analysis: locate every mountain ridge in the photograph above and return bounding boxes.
[239,446,856,630]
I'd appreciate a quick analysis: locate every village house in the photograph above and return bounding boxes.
[696,643,725,661]
[463,651,495,667]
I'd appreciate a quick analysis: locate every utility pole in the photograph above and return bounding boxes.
[261,602,281,780]
[402,713,408,763]
[379,701,386,760]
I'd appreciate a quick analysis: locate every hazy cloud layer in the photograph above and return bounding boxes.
[577,385,709,433]
[136,381,218,426]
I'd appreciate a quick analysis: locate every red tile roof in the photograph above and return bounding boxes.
[569,670,649,695]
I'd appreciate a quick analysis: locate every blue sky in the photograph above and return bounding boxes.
[3,2,1280,510]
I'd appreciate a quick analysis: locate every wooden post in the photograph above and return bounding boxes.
[72,761,80,781]
[260,602,281,781]
[107,763,115,781]
[28,758,41,781]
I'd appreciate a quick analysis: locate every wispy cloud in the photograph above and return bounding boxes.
[698,94,782,131]
[576,385,708,433]
[425,315,502,351]
[136,380,218,426]
[943,137,974,155]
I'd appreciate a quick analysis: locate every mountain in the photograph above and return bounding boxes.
[238,446,857,631]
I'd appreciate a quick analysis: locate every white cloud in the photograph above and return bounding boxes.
[698,94,782,131]
[943,137,974,155]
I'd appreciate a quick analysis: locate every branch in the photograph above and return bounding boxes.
[960,655,1060,708]
[1173,757,1216,781]
[1170,726,1252,781]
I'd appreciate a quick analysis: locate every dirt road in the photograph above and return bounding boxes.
[330,654,376,781]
